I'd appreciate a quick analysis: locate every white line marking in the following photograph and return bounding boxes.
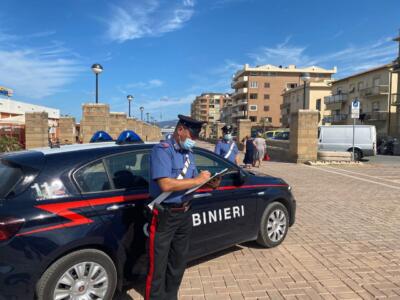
[324,166,400,185]
[305,165,400,191]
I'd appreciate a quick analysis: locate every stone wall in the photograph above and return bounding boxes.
[25,112,48,149]
[289,110,319,163]
[81,104,110,143]
[109,112,127,139]
[58,117,76,144]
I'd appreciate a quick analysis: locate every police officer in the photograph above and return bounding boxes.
[214,125,239,164]
[146,115,219,300]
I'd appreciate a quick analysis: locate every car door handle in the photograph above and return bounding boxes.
[106,203,136,211]
[192,193,212,199]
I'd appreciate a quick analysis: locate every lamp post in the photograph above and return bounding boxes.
[301,73,311,109]
[91,63,103,104]
[146,112,150,123]
[127,95,133,117]
[140,107,144,121]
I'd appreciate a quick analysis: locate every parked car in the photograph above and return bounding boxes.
[0,133,296,300]
[318,125,377,161]
[264,129,289,140]
[271,131,290,140]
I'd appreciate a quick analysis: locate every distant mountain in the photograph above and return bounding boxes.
[157,119,178,128]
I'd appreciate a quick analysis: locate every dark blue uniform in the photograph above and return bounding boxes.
[214,140,238,163]
[146,137,198,300]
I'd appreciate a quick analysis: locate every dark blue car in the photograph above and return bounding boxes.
[0,141,296,300]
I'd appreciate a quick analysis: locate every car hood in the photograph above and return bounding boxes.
[245,169,288,186]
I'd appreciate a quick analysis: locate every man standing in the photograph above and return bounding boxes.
[214,125,239,164]
[146,115,214,300]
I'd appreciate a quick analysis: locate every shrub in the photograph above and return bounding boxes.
[0,136,22,153]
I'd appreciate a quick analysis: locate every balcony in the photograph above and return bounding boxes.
[232,99,248,107]
[231,110,246,118]
[280,102,290,109]
[365,111,388,121]
[231,87,248,98]
[324,93,348,105]
[324,114,348,123]
[231,76,248,88]
[359,85,389,97]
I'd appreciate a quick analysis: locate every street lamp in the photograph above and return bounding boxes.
[301,73,311,109]
[140,106,144,121]
[127,95,134,117]
[91,63,103,104]
[146,112,150,123]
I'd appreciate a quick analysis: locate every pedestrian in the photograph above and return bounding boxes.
[146,114,220,300]
[243,135,255,168]
[214,125,239,164]
[253,132,266,168]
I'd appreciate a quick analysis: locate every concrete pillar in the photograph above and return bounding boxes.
[215,122,225,140]
[289,109,319,163]
[203,124,211,139]
[58,117,76,145]
[81,103,110,143]
[109,112,127,140]
[237,119,251,144]
[25,112,48,149]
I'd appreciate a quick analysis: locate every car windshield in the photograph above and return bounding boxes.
[0,160,23,199]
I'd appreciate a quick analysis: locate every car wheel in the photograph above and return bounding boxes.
[256,202,289,248]
[36,249,117,300]
[352,149,362,161]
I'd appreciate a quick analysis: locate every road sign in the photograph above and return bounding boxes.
[351,98,360,119]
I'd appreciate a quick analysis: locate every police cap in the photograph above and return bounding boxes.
[221,125,233,134]
[177,114,206,138]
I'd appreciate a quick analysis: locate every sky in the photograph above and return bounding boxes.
[0,0,399,122]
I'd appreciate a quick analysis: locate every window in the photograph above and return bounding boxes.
[249,116,257,122]
[264,94,270,100]
[0,161,23,198]
[249,81,258,88]
[104,151,150,190]
[264,82,270,88]
[249,105,257,111]
[372,101,380,112]
[209,105,214,108]
[75,160,111,193]
[249,93,258,99]
[373,77,380,87]
[287,83,297,89]
[193,151,238,185]
[264,106,270,111]
[357,81,364,91]
[316,99,321,111]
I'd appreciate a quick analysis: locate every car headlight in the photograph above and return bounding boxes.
[288,185,292,191]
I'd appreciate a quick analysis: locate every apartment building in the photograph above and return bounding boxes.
[230,64,336,129]
[190,93,231,122]
[324,64,398,137]
[281,80,333,128]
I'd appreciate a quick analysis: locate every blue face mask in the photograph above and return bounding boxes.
[180,138,196,150]
[224,134,232,141]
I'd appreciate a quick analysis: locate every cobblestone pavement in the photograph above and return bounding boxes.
[126,141,400,300]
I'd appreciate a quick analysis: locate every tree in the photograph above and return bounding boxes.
[0,136,22,153]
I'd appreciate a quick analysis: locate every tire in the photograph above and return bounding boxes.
[256,202,289,248]
[348,149,362,161]
[36,249,117,300]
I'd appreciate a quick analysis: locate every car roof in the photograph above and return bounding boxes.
[32,142,158,156]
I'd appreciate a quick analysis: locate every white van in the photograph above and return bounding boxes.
[318,125,377,160]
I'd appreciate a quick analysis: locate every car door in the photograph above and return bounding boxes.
[73,150,151,277]
[188,149,257,258]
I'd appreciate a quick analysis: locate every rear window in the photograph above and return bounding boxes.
[0,161,23,198]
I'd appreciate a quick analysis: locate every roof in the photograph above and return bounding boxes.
[332,63,392,84]
[233,64,337,80]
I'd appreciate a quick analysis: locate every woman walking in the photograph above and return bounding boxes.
[253,132,266,168]
[242,136,255,168]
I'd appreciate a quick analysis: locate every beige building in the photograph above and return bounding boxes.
[281,80,333,128]
[324,64,398,137]
[190,93,231,122]
[230,64,336,130]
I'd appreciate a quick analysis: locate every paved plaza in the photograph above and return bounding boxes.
[126,142,400,299]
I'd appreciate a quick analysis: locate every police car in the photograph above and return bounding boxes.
[0,131,296,300]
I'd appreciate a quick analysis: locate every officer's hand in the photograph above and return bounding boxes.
[204,176,222,190]
[196,170,211,184]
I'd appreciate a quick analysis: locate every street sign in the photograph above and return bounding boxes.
[351,98,360,119]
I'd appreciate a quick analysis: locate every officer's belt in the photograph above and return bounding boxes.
[147,154,190,211]
[224,142,235,159]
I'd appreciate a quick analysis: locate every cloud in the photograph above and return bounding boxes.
[106,0,195,43]
[248,36,398,77]
[0,42,82,99]
[124,79,164,90]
